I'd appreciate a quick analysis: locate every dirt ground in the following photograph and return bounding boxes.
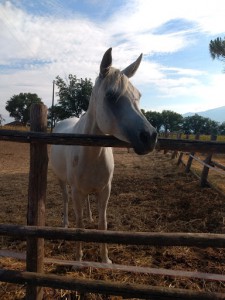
[0,141,225,299]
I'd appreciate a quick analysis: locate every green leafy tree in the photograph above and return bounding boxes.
[202,119,219,135]
[209,37,225,62]
[5,93,42,125]
[219,122,225,135]
[208,37,225,135]
[52,74,93,121]
[48,105,66,125]
[0,114,5,126]
[142,110,163,132]
[161,110,183,133]
[182,114,205,134]
[182,114,219,135]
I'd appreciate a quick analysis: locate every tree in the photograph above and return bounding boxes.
[209,37,225,133]
[52,74,93,121]
[219,122,225,135]
[5,93,42,125]
[182,114,206,134]
[182,114,219,135]
[209,37,225,61]
[0,114,5,126]
[202,118,219,135]
[161,110,183,133]
[142,110,163,132]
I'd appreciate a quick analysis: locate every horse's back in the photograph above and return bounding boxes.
[53,117,79,134]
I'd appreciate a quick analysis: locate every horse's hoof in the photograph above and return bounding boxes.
[89,217,94,223]
[103,257,112,264]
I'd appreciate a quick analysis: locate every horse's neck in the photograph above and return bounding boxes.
[83,112,101,135]
[82,93,102,135]
[76,93,110,158]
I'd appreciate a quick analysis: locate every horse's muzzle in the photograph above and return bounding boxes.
[133,130,158,155]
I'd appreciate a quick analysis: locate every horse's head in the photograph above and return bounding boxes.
[94,48,157,155]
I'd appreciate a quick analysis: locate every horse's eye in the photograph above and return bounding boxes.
[106,90,117,102]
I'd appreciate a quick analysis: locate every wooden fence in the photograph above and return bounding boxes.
[1,104,225,300]
[161,133,225,187]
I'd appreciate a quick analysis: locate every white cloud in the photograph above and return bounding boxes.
[142,72,225,114]
[192,74,225,107]
[107,0,225,35]
[0,2,107,64]
[0,0,225,119]
[161,67,206,77]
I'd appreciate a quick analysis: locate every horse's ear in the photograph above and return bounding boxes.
[122,54,143,78]
[100,48,112,78]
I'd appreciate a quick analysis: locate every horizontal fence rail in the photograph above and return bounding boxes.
[1,129,225,153]
[212,160,225,171]
[0,269,225,300]
[158,138,225,153]
[189,154,225,175]
[0,129,129,147]
[1,224,225,248]
[1,250,225,282]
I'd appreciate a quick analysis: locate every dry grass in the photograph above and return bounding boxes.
[0,142,225,299]
[181,152,225,195]
[1,125,30,131]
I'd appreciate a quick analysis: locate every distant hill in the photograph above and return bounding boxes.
[183,106,225,123]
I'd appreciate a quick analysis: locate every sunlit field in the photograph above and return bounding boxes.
[163,132,225,142]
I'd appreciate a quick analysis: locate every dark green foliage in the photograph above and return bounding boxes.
[0,114,5,125]
[5,93,42,125]
[142,110,163,132]
[161,110,183,133]
[219,122,225,135]
[182,114,219,135]
[209,37,225,61]
[51,74,93,122]
[142,110,224,135]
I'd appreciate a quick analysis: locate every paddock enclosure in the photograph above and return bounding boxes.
[1,148,225,299]
[0,106,225,299]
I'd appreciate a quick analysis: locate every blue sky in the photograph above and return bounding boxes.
[0,0,225,123]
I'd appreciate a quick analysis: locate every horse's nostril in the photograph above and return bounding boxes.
[140,131,150,145]
[152,131,157,141]
[140,131,157,145]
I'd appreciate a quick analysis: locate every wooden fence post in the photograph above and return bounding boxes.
[200,135,217,187]
[163,132,169,154]
[185,134,193,172]
[171,133,181,159]
[177,134,189,166]
[26,103,48,300]
[185,134,199,173]
[177,152,183,165]
[185,152,194,173]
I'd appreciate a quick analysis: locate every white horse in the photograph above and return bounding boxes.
[50,48,157,263]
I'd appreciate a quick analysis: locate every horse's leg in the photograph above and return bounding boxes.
[86,195,93,223]
[71,186,84,261]
[97,184,112,264]
[58,180,69,228]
